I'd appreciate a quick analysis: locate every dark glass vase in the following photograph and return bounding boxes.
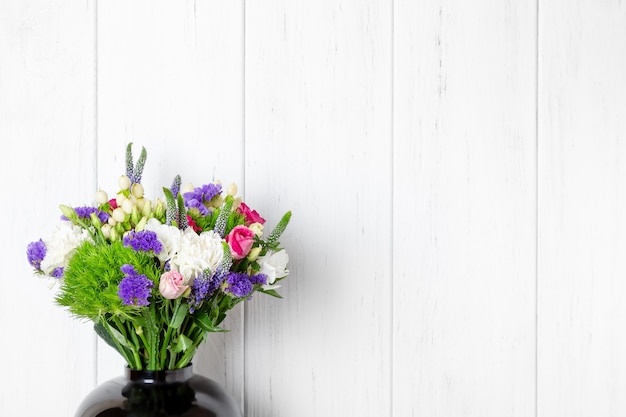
[74,365,243,417]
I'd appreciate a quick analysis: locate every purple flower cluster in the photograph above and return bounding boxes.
[224,272,267,298]
[64,206,110,224]
[123,230,163,254]
[183,183,222,216]
[26,239,46,271]
[118,264,153,307]
[188,269,221,312]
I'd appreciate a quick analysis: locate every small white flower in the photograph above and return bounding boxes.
[40,222,91,276]
[258,249,289,290]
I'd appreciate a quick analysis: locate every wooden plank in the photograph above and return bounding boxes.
[393,1,537,415]
[538,1,626,415]
[244,1,393,416]
[0,1,97,415]
[96,0,245,405]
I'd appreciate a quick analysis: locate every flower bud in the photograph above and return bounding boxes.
[131,183,144,199]
[131,206,141,225]
[90,212,102,229]
[227,183,238,197]
[154,199,165,218]
[95,189,108,205]
[135,216,148,231]
[247,246,262,262]
[118,175,131,190]
[112,207,126,223]
[116,193,127,207]
[101,223,111,238]
[121,198,135,214]
[59,205,77,221]
[135,197,145,211]
[108,216,117,226]
[109,226,120,242]
[249,222,264,237]
[142,199,152,217]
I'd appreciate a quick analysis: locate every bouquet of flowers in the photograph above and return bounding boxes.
[26,143,291,371]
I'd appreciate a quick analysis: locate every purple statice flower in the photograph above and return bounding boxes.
[224,272,253,298]
[51,267,64,278]
[26,239,46,271]
[62,206,110,224]
[183,183,222,216]
[123,230,163,254]
[249,273,268,286]
[118,264,153,307]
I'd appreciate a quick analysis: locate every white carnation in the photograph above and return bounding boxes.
[144,218,182,263]
[258,249,289,290]
[40,222,91,276]
[169,228,224,285]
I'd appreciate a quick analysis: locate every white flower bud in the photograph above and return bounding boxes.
[112,207,126,223]
[101,224,111,238]
[118,175,131,190]
[131,183,145,198]
[249,222,264,237]
[121,198,135,214]
[95,189,109,205]
[227,183,238,197]
[116,193,127,207]
[247,247,262,262]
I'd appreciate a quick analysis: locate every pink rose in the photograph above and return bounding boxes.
[159,270,189,299]
[226,225,255,259]
[237,202,265,225]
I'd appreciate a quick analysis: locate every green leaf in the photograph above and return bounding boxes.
[259,288,283,299]
[171,334,193,353]
[170,303,190,329]
[193,312,226,333]
[94,322,120,351]
[106,323,134,350]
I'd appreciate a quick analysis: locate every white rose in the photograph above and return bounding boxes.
[40,222,91,276]
[169,228,224,285]
[144,218,182,263]
[258,249,289,290]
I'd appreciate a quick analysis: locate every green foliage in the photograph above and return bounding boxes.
[55,241,160,321]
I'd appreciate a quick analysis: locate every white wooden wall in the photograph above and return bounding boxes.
[1,1,625,416]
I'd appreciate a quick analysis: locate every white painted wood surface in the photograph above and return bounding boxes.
[538,1,626,416]
[393,1,537,415]
[2,1,626,416]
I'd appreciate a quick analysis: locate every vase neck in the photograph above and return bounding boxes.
[125,364,193,384]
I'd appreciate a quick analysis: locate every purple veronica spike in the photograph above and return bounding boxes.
[26,239,46,271]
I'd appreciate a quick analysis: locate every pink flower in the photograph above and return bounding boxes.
[158,270,189,299]
[226,225,256,259]
[237,202,265,225]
